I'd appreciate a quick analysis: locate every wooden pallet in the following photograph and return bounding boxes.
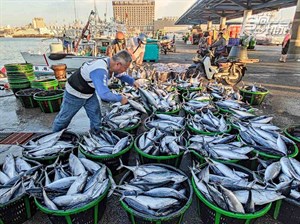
[0,132,36,145]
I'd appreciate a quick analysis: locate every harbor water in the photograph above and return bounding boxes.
[0,38,60,68]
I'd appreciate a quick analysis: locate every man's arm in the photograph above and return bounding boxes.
[116,74,135,86]
[90,69,122,102]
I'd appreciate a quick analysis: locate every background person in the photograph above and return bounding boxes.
[279,30,291,63]
[106,31,127,57]
[210,32,227,62]
[127,33,147,65]
[52,50,139,132]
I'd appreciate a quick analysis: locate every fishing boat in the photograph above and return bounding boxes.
[20,10,112,72]
[21,40,107,72]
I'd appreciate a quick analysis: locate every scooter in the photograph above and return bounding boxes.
[160,40,176,55]
[186,49,246,85]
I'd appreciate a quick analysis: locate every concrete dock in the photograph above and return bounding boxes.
[0,41,299,224]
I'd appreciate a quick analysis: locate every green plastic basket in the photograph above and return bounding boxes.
[0,195,37,224]
[119,163,193,224]
[35,170,111,224]
[133,134,185,168]
[192,177,272,224]
[192,162,272,224]
[284,125,300,160]
[15,88,41,108]
[239,88,269,106]
[31,78,59,90]
[9,81,31,94]
[4,63,33,71]
[58,79,67,89]
[177,86,202,92]
[33,90,64,113]
[79,130,133,175]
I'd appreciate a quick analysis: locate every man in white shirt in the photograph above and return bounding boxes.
[127,33,147,65]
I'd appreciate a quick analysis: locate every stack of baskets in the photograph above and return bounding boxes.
[4,63,35,94]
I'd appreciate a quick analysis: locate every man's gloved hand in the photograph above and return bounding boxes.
[121,96,128,105]
[133,80,140,88]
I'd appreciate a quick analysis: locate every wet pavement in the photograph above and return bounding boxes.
[0,40,299,224]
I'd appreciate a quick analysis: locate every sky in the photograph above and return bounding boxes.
[0,0,195,26]
[0,0,296,27]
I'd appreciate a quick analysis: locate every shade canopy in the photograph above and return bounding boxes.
[175,0,297,25]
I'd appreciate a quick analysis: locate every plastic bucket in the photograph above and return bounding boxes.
[119,164,193,224]
[31,78,59,90]
[35,167,111,224]
[239,87,269,106]
[22,131,79,165]
[33,89,64,113]
[134,134,185,168]
[79,130,133,175]
[15,88,41,108]
[192,162,272,224]
[51,64,67,80]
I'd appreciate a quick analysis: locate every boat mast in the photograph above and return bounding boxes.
[73,0,77,23]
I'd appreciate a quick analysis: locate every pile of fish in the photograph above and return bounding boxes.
[241,85,268,93]
[152,63,190,74]
[207,83,242,101]
[145,114,185,133]
[188,134,253,160]
[215,99,253,112]
[258,157,300,200]
[129,63,152,80]
[183,100,218,115]
[80,129,132,156]
[0,155,41,204]
[229,114,278,131]
[139,88,180,112]
[22,129,77,159]
[176,77,202,89]
[191,159,285,214]
[137,128,185,156]
[187,111,229,133]
[34,154,110,210]
[116,163,190,217]
[238,123,295,156]
[183,91,211,101]
[102,102,144,129]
